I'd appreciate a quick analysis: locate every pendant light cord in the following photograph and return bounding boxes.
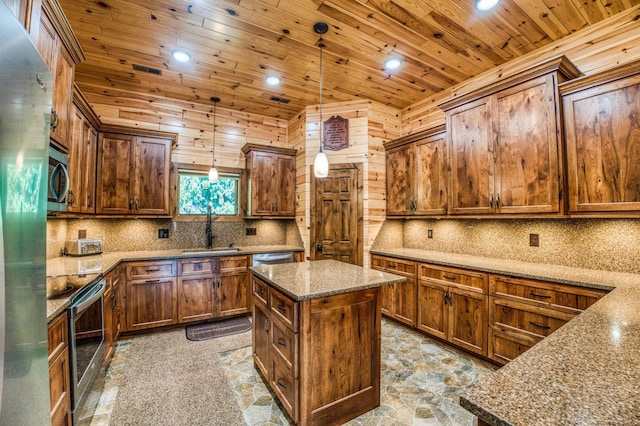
[319,36,324,153]
[212,100,217,166]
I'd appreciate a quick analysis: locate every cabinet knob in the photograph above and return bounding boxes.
[277,337,287,347]
[276,378,288,389]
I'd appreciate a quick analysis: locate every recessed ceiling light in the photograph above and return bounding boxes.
[265,75,282,86]
[171,49,191,63]
[383,57,403,71]
[474,0,500,11]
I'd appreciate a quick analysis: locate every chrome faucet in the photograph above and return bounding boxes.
[205,203,215,249]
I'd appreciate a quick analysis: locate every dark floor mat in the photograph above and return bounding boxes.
[186,316,252,341]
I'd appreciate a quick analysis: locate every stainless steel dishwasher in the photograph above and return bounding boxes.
[252,252,295,266]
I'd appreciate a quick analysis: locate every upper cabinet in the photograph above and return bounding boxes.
[242,144,296,218]
[97,131,173,216]
[33,0,85,152]
[384,126,447,216]
[560,60,640,216]
[441,56,581,216]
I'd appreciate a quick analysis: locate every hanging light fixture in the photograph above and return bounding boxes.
[313,22,329,178]
[209,96,220,182]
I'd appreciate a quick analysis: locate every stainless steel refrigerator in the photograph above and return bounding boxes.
[0,2,53,424]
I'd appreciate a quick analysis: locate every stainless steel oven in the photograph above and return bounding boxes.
[68,279,106,422]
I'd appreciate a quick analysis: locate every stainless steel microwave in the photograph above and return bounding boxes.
[48,146,70,212]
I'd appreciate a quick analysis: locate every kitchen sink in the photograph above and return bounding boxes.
[182,248,241,255]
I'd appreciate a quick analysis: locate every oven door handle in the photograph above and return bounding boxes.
[72,280,106,314]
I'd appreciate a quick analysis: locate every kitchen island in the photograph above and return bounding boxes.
[249,259,406,425]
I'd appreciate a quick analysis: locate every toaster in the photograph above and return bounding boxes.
[63,239,103,256]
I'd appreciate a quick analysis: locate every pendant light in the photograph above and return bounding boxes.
[209,97,220,182]
[313,22,329,178]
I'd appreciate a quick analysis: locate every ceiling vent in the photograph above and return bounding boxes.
[132,64,162,75]
[269,95,290,104]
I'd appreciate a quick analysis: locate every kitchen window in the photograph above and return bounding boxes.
[177,170,240,216]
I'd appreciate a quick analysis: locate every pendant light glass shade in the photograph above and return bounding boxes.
[314,22,329,179]
[209,97,220,182]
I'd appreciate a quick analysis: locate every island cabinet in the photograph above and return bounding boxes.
[440,55,581,216]
[417,263,489,356]
[125,260,178,331]
[34,0,85,152]
[384,126,447,216]
[242,144,296,217]
[251,260,398,425]
[488,274,608,365]
[177,255,251,323]
[560,60,640,216]
[48,311,71,426]
[371,254,417,327]
[96,132,173,216]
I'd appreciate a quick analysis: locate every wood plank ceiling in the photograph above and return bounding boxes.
[59,0,640,120]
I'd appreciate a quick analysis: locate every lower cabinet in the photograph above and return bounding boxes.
[371,255,417,327]
[417,263,489,357]
[218,255,251,317]
[103,266,123,362]
[48,311,72,426]
[125,260,178,331]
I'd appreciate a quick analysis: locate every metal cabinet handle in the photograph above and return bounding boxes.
[146,268,160,272]
[50,110,59,130]
[496,193,500,208]
[443,274,457,280]
[264,318,269,333]
[144,279,160,283]
[36,74,47,92]
[529,321,551,330]
[277,337,287,347]
[276,303,286,313]
[129,199,133,210]
[87,194,92,208]
[530,292,551,299]
[276,378,288,389]
[135,198,140,210]
[387,262,397,269]
[489,194,493,208]
[111,294,116,310]
[256,287,264,295]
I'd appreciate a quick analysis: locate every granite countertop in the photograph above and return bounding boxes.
[249,259,406,301]
[372,247,640,426]
[46,245,303,321]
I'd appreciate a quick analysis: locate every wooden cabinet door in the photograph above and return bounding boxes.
[448,288,488,356]
[380,283,393,317]
[48,312,71,426]
[3,0,34,30]
[274,154,296,216]
[97,133,134,214]
[448,97,494,215]
[50,45,73,150]
[494,75,561,214]
[83,126,98,213]
[416,280,448,341]
[414,133,447,215]
[386,144,415,215]
[132,136,171,215]
[392,279,417,327]
[127,278,177,331]
[67,105,84,213]
[250,151,276,215]
[217,270,251,317]
[563,72,640,214]
[103,285,114,361]
[252,301,270,379]
[178,275,215,323]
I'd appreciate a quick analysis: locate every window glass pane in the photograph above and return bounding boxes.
[178,172,239,215]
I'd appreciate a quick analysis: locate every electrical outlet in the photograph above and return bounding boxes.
[158,229,169,239]
[246,227,257,236]
[529,233,539,247]
[78,229,86,239]
[428,229,433,239]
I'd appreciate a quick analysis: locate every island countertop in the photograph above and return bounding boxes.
[249,259,406,301]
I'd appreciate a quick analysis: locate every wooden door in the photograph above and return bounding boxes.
[380,284,393,317]
[178,276,215,323]
[66,106,84,213]
[494,75,561,214]
[386,144,415,215]
[392,279,417,327]
[250,151,276,215]
[274,154,296,216]
[132,136,171,215]
[96,133,134,214]
[448,288,488,356]
[448,97,494,215]
[416,280,448,341]
[312,166,359,265]
[414,133,448,214]
[563,72,640,214]
[252,301,270,379]
[217,270,250,317]
[126,278,177,331]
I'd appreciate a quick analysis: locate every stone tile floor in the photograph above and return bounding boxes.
[82,320,496,425]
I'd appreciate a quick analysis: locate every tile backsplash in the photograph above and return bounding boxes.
[372,218,640,274]
[47,218,302,259]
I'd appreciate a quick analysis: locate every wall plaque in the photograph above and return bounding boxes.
[323,116,349,151]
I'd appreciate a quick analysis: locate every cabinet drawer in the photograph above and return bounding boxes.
[271,354,298,421]
[179,258,216,276]
[270,287,298,332]
[47,312,68,360]
[127,260,176,279]
[490,274,608,314]
[490,298,574,340]
[418,263,488,293]
[253,277,269,307]
[371,255,416,277]
[271,316,298,377]
[220,255,250,271]
[489,327,539,365]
